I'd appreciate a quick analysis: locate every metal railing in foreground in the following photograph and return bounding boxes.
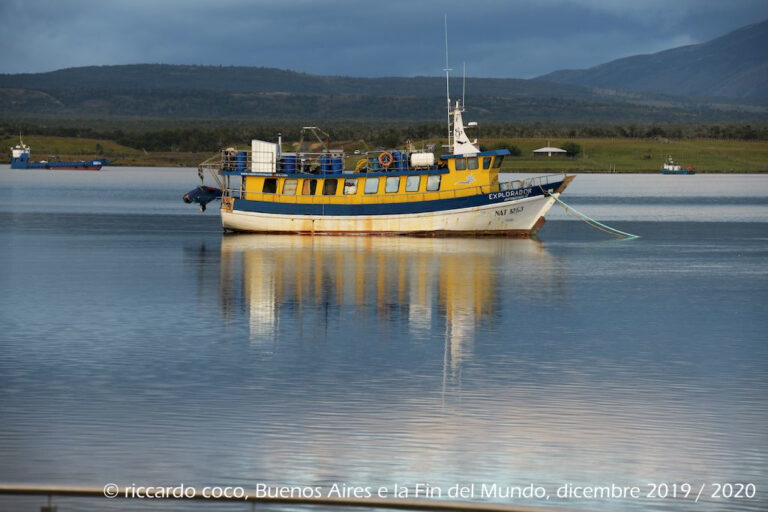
[0,484,568,512]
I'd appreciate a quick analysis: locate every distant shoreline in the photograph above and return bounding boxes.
[4,163,765,173]
[3,135,767,173]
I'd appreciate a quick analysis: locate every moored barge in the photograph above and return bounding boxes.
[10,139,110,170]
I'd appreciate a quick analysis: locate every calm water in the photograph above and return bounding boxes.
[0,167,766,512]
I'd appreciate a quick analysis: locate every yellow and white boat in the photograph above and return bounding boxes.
[198,102,573,236]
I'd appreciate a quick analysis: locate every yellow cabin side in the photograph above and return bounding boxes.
[240,154,506,205]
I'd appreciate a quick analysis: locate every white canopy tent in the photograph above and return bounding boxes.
[532,146,567,157]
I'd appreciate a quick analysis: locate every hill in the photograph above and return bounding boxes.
[3,85,764,123]
[0,65,765,123]
[2,20,768,126]
[537,19,768,99]
[0,64,599,100]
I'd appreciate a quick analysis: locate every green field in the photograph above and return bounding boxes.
[3,135,767,172]
[488,137,768,173]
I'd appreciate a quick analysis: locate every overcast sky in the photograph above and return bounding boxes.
[1,0,767,78]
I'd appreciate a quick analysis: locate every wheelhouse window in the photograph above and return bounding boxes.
[364,177,379,194]
[323,179,338,196]
[454,158,466,171]
[343,178,358,195]
[492,156,504,168]
[405,175,420,192]
[482,157,492,169]
[426,175,441,192]
[467,157,479,170]
[283,179,297,195]
[302,179,317,195]
[385,176,400,193]
[262,178,277,194]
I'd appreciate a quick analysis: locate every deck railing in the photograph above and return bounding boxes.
[499,174,567,192]
[220,173,567,204]
[0,484,567,512]
[225,184,494,203]
[200,149,350,176]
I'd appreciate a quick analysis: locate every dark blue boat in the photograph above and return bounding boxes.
[10,139,110,170]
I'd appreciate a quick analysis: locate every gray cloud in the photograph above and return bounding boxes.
[1,0,766,77]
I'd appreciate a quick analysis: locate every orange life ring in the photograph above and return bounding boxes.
[378,151,393,167]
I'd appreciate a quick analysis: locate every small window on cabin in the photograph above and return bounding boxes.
[302,179,317,195]
[263,178,277,194]
[343,178,358,195]
[467,157,479,170]
[426,175,441,192]
[492,155,504,168]
[482,157,492,169]
[283,179,297,195]
[323,179,338,196]
[405,175,420,192]
[455,158,466,171]
[364,177,380,194]
[385,176,400,193]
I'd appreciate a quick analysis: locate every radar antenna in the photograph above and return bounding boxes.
[443,14,452,150]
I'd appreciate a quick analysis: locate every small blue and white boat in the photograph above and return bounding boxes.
[662,156,695,175]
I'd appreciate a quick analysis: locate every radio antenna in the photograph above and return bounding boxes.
[462,61,466,109]
[443,14,452,149]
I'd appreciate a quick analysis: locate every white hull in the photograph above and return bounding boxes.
[221,193,561,236]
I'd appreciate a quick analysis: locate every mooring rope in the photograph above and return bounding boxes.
[545,190,639,239]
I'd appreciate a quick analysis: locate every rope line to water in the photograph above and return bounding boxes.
[544,189,639,239]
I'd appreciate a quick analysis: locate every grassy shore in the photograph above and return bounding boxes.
[491,137,768,173]
[3,135,767,172]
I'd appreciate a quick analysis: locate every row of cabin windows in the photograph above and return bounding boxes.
[454,155,503,171]
[262,175,442,196]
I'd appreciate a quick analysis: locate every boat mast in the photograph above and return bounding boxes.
[443,14,452,151]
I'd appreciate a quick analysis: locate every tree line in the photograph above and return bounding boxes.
[2,120,766,153]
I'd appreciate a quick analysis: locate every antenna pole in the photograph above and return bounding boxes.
[462,62,466,109]
[443,14,452,150]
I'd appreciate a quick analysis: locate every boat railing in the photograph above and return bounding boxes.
[499,173,566,192]
[0,483,563,512]
[201,148,349,176]
[221,173,567,203]
[226,186,489,203]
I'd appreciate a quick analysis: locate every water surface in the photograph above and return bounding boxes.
[0,167,766,511]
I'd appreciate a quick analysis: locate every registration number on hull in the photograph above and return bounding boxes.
[494,206,524,217]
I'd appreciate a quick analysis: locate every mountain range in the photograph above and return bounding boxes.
[0,20,765,122]
[537,19,767,99]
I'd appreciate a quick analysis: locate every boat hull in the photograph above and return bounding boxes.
[662,169,695,175]
[221,186,567,237]
[11,162,104,171]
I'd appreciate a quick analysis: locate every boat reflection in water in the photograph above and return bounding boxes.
[218,235,564,379]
